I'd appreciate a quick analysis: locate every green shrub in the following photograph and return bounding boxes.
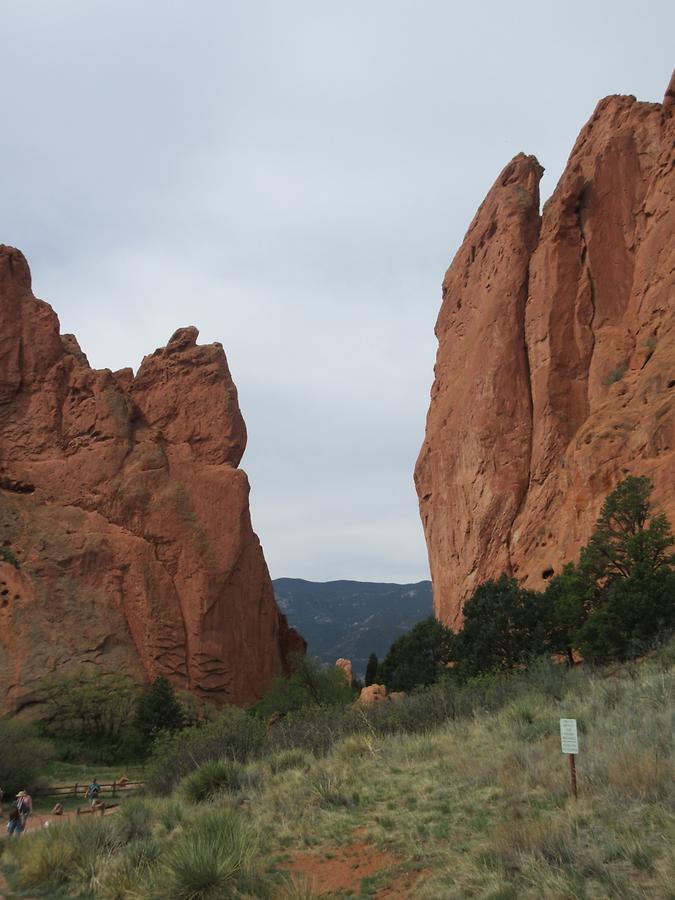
[268,748,311,774]
[9,817,109,894]
[253,654,355,718]
[97,835,163,900]
[451,575,550,677]
[500,694,557,742]
[267,704,358,756]
[9,825,78,891]
[0,717,54,795]
[379,617,454,691]
[147,706,266,794]
[0,546,18,567]
[34,669,141,761]
[134,676,186,754]
[154,798,189,833]
[159,807,258,899]
[179,759,251,803]
[309,765,354,808]
[110,797,154,843]
[604,362,628,386]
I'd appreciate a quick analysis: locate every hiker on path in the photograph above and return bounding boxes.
[6,803,23,836]
[86,778,101,807]
[16,790,32,827]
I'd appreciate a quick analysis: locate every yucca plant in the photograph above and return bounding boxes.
[159,808,257,899]
[179,759,250,803]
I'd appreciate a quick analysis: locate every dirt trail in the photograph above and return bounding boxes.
[1,804,119,837]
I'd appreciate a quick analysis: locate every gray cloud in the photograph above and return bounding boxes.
[3,1,673,581]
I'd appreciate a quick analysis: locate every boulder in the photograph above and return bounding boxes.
[356,683,388,704]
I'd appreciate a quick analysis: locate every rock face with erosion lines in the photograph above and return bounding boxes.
[415,72,675,627]
[0,246,304,713]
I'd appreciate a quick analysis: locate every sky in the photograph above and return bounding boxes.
[2,2,673,583]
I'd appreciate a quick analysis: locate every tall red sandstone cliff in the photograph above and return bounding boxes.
[0,246,303,712]
[416,73,675,627]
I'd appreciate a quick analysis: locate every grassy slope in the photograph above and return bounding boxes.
[2,648,673,899]
[251,651,674,898]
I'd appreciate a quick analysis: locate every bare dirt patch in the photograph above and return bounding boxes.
[281,838,426,897]
[282,840,396,895]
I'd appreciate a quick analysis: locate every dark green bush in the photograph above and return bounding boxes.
[266,705,359,756]
[451,575,550,677]
[252,654,354,718]
[147,707,266,795]
[0,546,19,567]
[0,717,54,795]
[379,617,454,691]
[263,656,581,758]
[179,760,252,803]
[35,669,141,761]
[134,676,186,754]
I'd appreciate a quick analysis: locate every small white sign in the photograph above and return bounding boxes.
[560,718,579,754]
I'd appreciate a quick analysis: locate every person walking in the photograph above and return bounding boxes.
[6,803,23,836]
[16,790,32,828]
[86,778,101,808]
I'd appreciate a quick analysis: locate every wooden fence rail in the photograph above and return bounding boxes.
[33,780,144,799]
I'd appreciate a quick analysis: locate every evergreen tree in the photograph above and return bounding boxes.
[134,676,185,749]
[577,567,675,664]
[580,476,674,584]
[364,652,378,687]
[379,618,454,692]
[552,476,674,663]
[452,575,549,677]
[544,562,592,665]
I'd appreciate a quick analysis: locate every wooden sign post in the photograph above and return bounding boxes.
[560,718,579,800]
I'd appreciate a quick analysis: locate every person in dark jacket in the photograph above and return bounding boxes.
[6,803,23,836]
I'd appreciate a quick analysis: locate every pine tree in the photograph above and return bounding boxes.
[134,676,185,749]
[453,575,549,677]
[556,476,674,663]
[364,653,378,687]
[380,618,454,692]
[580,476,674,583]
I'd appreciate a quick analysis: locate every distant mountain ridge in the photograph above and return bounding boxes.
[272,578,433,679]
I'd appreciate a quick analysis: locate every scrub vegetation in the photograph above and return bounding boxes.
[2,644,673,899]
[1,477,672,897]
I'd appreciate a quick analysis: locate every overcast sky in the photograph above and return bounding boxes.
[2,2,673,583]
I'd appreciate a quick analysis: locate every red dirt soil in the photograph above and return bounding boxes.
[281,838,426,897]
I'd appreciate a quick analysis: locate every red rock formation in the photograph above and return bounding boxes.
[0,246,304,712]
[416,74,675,627]
[355,683,388,705]
[335,658,353,684]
